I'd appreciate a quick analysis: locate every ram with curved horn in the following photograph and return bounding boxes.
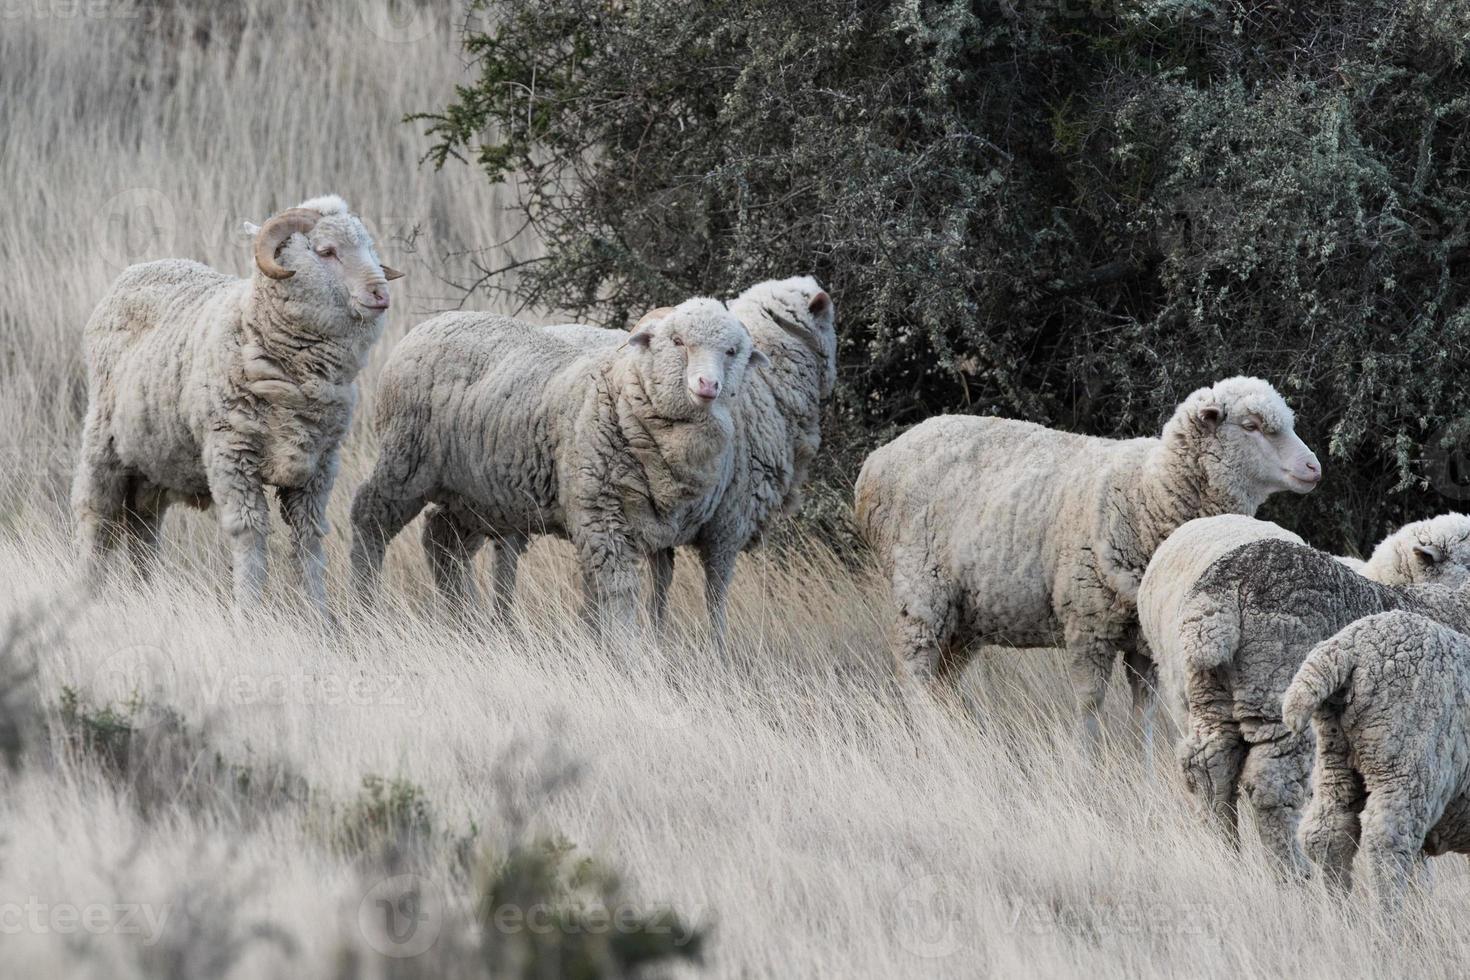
[73,194,403,622]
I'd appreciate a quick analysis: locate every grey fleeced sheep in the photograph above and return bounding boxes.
[853,377,1321,744]
[1139,537,1470,874]
[73,195,402,620]
[1283,611,1470,905]
[348,299,767,636]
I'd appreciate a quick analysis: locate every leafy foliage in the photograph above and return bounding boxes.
[418,0,1470,551]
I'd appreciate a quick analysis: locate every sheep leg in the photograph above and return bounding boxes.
[577,538,642,644]
[490,533,527,622]
[72,417,130,585]
[1238,724,1314,877]
[1180,666,1246,846]
[277,469,335,625]
[204,437,271,613]
[649,548,675,632]
[1359,786,1433,915]
[421,505,487,617]
[1300,714,1365,894]
[122,487,167,583]
[1123,645,1158,771]
[1065,637,1117,753]
[699,543,739,659]
[348,472,427,603]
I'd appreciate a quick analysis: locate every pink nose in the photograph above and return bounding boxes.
[360,286,390,311]
[694,376,720,400]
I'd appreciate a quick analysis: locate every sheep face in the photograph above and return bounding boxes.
[1178,376,1322,504]
[627,299,768,416]
[245,195,402,334]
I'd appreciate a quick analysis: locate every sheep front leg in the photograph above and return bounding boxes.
[1300,715,1365,894]
[123,491,167,582]
[698,543,740,659]
[1065,635,1118,753]
[277,462,336,625]
[491,533,528,622]
[204,437,271,613]
[577,535,642,645]
[649,548,675,632]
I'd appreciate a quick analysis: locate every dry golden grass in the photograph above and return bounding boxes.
[3,3,1469,977]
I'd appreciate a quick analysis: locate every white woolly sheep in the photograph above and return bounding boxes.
[1140,536,1470,874]
[461,278,836,649]
[1284,611,1470,906]
[348,300,768,636]
[853,377,1321,745]
[72,195,402,620]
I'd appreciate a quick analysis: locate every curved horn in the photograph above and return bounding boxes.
[252,207,321,280]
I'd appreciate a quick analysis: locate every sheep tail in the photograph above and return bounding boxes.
[1282,634,1357,735]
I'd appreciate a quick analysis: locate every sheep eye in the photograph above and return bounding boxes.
[672,336,684,347]
[1242,420,1259,432]
[317,246,336,258]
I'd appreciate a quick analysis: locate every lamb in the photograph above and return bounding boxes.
[446,277,837,647]
[1283,611,1470,905]
[348,300,768,636]
[1349,512,1470,587]
[853,377,1321,744]
[72,195,402,620]
[1139,536,1470,874]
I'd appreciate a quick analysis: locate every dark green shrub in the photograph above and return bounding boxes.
[417,0,1470,553]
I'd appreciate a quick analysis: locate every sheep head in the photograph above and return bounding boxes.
[626,299,767,417]
[245,195,404,324]
[1166,376,1322,513]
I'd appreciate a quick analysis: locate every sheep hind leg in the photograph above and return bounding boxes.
[1300,715,1365,894]
[1238,725,1314,878]
[421,505,487,619]
[71,419,130,587]
[348,474,427,605]
[649,548,674,632]
[122,485,168,583]
[1359,784,1434,916]
[1180,667,1246,847]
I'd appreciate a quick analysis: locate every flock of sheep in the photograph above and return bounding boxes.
[72,196,1470,910]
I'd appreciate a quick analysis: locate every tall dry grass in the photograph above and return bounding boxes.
[1,2,1468,977]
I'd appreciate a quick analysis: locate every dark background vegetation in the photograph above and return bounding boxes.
[416,0,1470,554]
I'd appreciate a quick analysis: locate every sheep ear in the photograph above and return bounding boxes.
[240,221,261,239]
[1197,404,1226,431]
[381,264,405,281]
[1414,543,1446,566]
[809,291,830,316]
[626,307,674,349]
[748,348,772,369]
